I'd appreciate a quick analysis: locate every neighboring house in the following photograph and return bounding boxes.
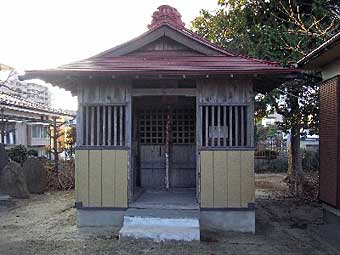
[0,63,14,72]
[0,92,75,156]
[300,131,319,152]
[22,5,298,240]
[298,32,340,222]
[0,69,51,105]
[260,112,319,152]
[261,112,283,127]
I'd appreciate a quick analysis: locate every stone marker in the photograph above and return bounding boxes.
[0,161,29,198]
[23,157,47,194]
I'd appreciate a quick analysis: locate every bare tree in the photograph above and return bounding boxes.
[47,116,66,172]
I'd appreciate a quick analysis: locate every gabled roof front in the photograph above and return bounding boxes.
[22,5,298,92]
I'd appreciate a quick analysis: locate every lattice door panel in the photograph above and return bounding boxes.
[139,108,167,144]
[171,108,195,144]
[138,107,195,145]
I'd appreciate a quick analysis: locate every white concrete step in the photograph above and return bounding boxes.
[119,224,200,242]
[123,215,199,228]
[119,209,200,242]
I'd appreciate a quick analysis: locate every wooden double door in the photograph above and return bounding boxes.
[137,106,196,189]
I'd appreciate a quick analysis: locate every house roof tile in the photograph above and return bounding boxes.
[0,92,75,117]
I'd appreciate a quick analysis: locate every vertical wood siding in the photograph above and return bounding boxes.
[200,150,254,208]
[75,149,128,208]
[197,79,254,104]
[197,79,255,149]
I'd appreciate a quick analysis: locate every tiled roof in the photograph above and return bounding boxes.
[0,92,75,117]
[54,55,292,75]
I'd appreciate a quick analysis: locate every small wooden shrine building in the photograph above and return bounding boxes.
[23,5,297,238]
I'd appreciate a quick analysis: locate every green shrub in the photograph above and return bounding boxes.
[27,149,39,157]
[7,145,28,165]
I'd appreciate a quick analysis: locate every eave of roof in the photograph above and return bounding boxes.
[298,32,340,69]
[24,55,296,79]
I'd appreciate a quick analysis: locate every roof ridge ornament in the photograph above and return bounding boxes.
[148,5,185,30]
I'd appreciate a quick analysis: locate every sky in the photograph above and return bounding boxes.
[1,1,218,110]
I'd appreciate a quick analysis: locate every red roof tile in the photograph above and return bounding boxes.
[53,55,291,75]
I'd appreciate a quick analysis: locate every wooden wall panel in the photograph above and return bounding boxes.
[200,151,214,207]
[197,79,254,104]
[76,150,89,206]
[102,150,116,207]
[115,150,128,207]
[79,80,130,105]
[200,150,254,208]
[213,151,228,207]
[241,151,255,207]
[227,151,241,207]
[75,149,128,208]
[88,150,102,207]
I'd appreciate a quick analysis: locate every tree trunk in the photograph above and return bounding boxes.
[288,126,303,196]
[287,95,303,196]
[53,117,59,172]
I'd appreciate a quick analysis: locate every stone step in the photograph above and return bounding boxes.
[119,225,200,242]
[119,208,200,241]
[123,215,200,228]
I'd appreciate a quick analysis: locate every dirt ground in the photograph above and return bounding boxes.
[0,173,339,255]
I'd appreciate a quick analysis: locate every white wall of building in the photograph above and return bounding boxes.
[322,57,340,80]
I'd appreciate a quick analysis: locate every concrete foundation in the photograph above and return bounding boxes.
[200,210,255,233]
[323,204,340,225]
[78,208,256,232]
[77,209,126,227]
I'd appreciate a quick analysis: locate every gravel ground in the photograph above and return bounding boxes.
[0,174,339,255]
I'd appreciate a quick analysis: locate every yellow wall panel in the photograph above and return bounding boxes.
[213,151,228,207]
[114,150,128,207]
[76,150,89,206]
[200,150,254,208]
[102,150,116,207]
[241,151,255,207]
[88,150,102,207]
[227,151,241,207]
[200,151,214,208]
[75,149,128,208]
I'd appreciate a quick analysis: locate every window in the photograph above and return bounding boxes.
[200,105,250,147]
[32,125,49,139]
[42,126,49,138]
[32,126,39,138]
[82,105,126,146]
